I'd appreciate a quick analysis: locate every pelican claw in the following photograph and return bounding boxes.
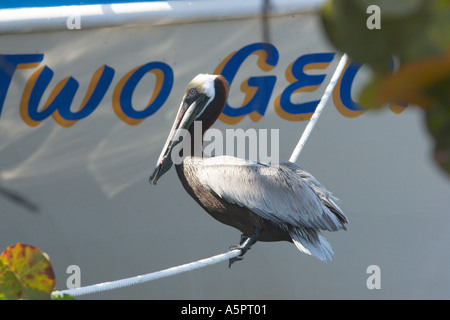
[228,229,260,268]
[228,255,244,268]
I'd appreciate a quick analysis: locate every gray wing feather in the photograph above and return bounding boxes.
[289,227,334,261]
[193,156,348,232]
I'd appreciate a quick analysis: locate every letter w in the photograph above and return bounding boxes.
[20,65,114,127]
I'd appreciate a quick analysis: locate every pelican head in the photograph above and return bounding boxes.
[149,73,229,185]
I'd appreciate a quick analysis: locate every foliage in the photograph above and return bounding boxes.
[321,0,450,176]
[50,292,76,300]
[0,243,73,300]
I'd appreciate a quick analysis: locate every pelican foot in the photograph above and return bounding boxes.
[228,255,244,268]
[228,236,250,267]
[228,234,250,251]
[228,229,260,268]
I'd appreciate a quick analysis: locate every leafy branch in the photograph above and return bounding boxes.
[321,0,450,176]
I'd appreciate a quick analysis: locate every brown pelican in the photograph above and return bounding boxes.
[150,74,348,266]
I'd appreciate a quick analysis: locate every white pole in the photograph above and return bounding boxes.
[289,53,349,163]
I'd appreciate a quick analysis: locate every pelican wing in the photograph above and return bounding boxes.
[190,156,348,232]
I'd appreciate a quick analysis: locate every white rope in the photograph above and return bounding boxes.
[289,53,349,163]
[52,249,242,298]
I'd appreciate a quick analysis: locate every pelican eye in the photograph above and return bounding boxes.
[188,88,197,97]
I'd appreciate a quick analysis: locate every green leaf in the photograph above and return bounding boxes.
[0,259,21,300]
[0,243,55,300]
[51,292,76,300]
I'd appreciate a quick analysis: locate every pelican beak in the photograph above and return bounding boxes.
[149,94,209,185]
